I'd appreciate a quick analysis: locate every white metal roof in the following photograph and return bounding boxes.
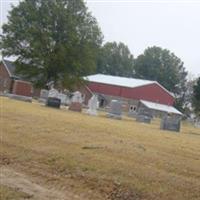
[85,74,155,88]
[140,100,182,115]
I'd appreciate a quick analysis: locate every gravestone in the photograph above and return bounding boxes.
[57,93,67,105]
[87,95,99,116]
[48,88,59,98]
[46,97,61,108]
[160,115,181,132]
[38,89,49,103]
[69,91,82,112]
[107,100,122,119]
[40,89,49,99]
[136,115,151,123]
[136,107,152,123]
[46,88,61,108]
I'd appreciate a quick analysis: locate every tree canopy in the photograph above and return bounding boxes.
[96,42,134,77]
[192,77,200,117]
[0,0,103,88]
[134,46,187,94]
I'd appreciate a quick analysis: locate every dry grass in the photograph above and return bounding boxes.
[0,97,200,200]
[0,185,31,200]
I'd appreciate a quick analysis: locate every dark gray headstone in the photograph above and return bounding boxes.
[107,100,122,119]
[160,116,181,132]
[136,114,151,123]
[136,107,152,123]
[138,107,153,118]
[46,97,61,108]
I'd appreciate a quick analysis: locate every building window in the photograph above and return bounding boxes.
[129,105,137,112]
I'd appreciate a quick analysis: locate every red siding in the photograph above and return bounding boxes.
[88,82,174,106]
[12,80,32,97]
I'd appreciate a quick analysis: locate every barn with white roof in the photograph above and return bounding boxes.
[82,74,181,116]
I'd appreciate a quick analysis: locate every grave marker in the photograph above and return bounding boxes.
[69,91,83,112]
[136,107,152,123]
[87,95,99,116]
[160,115,181,132]
[107,100,122,119]
[46,88,61,108]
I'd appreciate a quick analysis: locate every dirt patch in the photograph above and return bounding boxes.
[0,166,83,200]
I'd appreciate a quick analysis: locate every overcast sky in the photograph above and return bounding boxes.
[1,0,200,76]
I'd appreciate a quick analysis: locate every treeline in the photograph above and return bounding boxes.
[0,0,199,117]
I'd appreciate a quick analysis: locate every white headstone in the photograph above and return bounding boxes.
[87,95,99,116]
[48,88,59,98]
[71,91,83,103]
[57,93,67,104]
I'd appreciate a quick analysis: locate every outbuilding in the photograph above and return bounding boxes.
[0,59,39,97]
[137,100,182,118]
[83,74,176,113]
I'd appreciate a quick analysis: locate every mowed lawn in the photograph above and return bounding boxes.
[0,97,200,200]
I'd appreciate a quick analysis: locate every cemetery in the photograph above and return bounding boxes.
[1,1,199,199]
[35,85,183,132]
[1,96,200,200]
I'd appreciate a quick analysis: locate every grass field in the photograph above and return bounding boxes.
[0,97,200,200]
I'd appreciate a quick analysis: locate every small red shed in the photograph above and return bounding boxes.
[0,59,37,97]
[12,80,32,97]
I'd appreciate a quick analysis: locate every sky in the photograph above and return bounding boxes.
[0,0,200,76]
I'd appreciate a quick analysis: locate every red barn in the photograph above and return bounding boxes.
[83,74,175,112]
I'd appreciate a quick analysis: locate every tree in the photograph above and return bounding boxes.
[134,46,187,110]
[96,42,134,77]
[0,0,103,89]
[134,46,187,93]
[192,77,200,117]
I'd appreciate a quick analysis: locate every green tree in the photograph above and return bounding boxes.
[96,42,134,77]
[192,77,200,117]
[0,0,103,88]
[134,46,187,93]
[134,46,187,110]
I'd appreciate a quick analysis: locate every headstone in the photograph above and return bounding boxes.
[160,115,181,132]
[87,95,99,116]
[136,115,151,123]
[38,89,49,103]
[57,93,67,105]
[107,100,122,119]
[46,97,61,108]
[40,89,49,99]
[69,91,83,112]
[48,88,59,98]
[71,91,83,103]
[136,107,152,123]
[46,87,61,108]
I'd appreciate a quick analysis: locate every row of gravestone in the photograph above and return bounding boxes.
[40,88,99,114]
[109,100,181,132]
[106,100,181,132]
[40,89,181,132]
